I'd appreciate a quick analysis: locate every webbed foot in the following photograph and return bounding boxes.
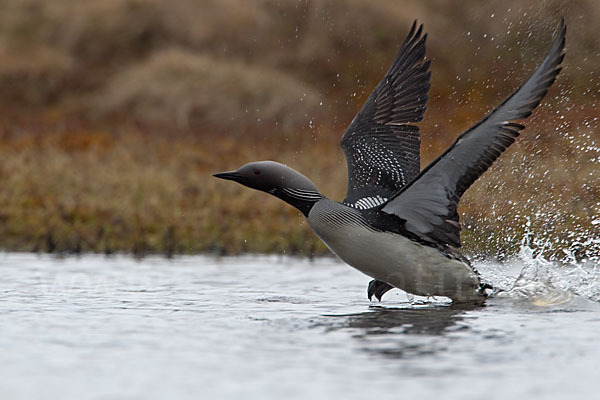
[367,280,394,302]
[477,281,494,296]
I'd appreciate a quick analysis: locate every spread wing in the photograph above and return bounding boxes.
[381,19,566,247]
[341,21,431,205]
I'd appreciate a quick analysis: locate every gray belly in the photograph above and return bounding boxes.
[307,200,481,302]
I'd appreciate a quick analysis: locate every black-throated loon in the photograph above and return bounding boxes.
[214,19,565,304]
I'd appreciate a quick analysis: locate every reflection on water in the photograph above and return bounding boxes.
[324,304,478,335]
[320,304,480,359]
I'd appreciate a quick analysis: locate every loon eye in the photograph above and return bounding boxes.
[253,169,261,175]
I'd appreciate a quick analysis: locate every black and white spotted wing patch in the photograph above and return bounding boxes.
[341,21,430,205]
[345,195,388,210]
[343,130,417,202]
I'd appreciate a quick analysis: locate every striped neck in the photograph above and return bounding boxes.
[271,187,323,216]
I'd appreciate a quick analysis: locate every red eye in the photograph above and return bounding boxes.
[253,169,261,175]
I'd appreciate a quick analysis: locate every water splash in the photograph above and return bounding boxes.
[501,245,576,306]
[479,235,600,306]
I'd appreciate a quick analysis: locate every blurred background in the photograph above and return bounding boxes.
[0,0,598,259]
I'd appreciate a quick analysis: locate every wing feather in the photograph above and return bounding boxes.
[381,19,566,247]
[341,21,431,204]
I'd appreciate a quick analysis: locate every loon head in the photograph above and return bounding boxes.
[214,161,321,215]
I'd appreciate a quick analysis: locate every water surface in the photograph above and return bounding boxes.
[1,253,599,400]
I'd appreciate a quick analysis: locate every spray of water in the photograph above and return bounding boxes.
[476,217,600,305]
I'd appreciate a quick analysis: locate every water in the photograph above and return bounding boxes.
[1,253,599,400]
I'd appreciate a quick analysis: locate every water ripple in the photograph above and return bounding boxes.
[0,253,599,400]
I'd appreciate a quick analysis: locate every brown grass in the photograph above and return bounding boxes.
[1,0,598,121]
[95,50,324,133]
[0,106,598,261]
[0,0,598,259]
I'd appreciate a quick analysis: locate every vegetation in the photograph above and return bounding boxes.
[0,0,598,260]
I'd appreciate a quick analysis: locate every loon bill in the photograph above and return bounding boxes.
[214,19,566,304]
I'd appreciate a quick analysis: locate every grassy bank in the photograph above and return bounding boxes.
[0,0,599,260]
[0,104,598,261]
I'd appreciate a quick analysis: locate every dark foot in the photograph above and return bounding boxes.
[477,281,494,296]
[367,280,394,302]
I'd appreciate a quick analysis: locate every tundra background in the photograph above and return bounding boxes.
[0,0,598,260]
